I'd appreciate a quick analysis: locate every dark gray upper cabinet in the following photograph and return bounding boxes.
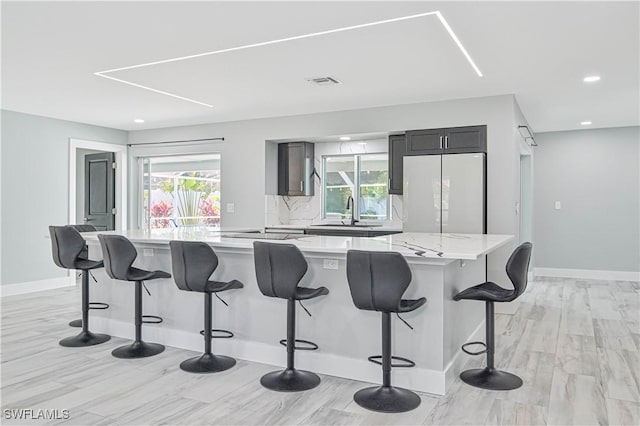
[388,134,406,195]
[406,125,486,155]
[405,128,444,156]
[444,125,487,154]
[278,142,314,196]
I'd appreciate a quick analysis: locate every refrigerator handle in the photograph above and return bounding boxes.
[439,136,443,150]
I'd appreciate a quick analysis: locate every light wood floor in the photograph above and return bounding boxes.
[1,277,639,425]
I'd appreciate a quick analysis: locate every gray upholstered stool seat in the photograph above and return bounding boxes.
[169,241,244,373]
[204,280,243,293]
[253,241,329,392]
[125,267,171,282]
[454,242,532,391]
[98,234,170,359]
[346,250,426,413]
[49,225,111,347]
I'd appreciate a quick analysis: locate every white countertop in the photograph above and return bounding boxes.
[84,229,513,260]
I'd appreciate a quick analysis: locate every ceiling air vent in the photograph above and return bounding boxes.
[306,76,342,86]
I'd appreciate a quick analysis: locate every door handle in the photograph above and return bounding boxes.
[445,136,449,149]
[439,136,443,150]
[300,181,304,192]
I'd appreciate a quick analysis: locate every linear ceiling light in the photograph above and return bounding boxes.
[95,10,482,107]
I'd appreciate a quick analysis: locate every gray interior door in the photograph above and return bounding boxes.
[85,152,115,230]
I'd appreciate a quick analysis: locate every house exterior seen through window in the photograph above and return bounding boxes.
[142,154,221,230]
[323,153,389,221]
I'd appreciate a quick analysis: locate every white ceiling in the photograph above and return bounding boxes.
[2,1,638,132]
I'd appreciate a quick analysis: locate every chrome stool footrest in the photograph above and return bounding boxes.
[200,328,234,339]
[141,315,163,324]
[368,355,415,368]
[462,341,487,355]
[279,338,318,350]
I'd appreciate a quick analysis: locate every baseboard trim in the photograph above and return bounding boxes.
[1,276,76,297]
[535,267,640,282]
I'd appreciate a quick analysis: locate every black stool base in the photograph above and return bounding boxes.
[354,385,421,413]
[69,319,82,328]
[180,353,236,373]
[112,341,165,359]
[460,367,523,391]
[59,331,111,347]
[260,368,320,392]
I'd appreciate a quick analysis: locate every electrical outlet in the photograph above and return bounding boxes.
[323,259,339,270]
[555,201,561,210]
[226,203,235,213]
[143,248,154,257]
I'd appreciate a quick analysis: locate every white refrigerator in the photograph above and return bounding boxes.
[403,154,486,233]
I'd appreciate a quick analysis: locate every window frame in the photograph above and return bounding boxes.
[321,152,390,222]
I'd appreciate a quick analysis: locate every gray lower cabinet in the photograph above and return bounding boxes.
[388,134,406,195]
[278,142,314,196]
[304,228,401,237]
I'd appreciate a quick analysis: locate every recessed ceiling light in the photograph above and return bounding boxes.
[133,118,145,123]
[340,136,351,141]
[583,75,601,83]
[357,142,367,145]
[581,121,592,125]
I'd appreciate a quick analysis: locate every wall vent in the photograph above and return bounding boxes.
[306,76,342,86]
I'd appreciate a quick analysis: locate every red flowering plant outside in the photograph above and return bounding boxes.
[151,200,173,228]
[199,197,220,226]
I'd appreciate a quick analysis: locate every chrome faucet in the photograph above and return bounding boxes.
[346,195,359,226]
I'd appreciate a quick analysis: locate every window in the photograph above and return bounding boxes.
[323,153,389,221]
[141,154,221,230]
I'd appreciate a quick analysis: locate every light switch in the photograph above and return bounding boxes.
[226,203,235,213]
[554,201,561,210]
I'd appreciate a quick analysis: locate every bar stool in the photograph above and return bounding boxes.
[98,234,170,359]
[169,241,243,373]
[49,226,111,347]
[253,241,329,392]
[453,242,532,390]
[67,224,109,328]
[346,250,426,413]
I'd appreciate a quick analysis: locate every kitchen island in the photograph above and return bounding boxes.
[83,229,512,395]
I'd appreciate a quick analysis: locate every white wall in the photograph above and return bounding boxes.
[533,126,640,274]
[129,94,523,287]
[0,110,127,286]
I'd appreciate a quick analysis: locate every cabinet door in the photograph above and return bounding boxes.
[405,129,444,156]
[444,125,487,154]
[388,134,405,194]
[287,143,305,196]
[277,143,289,195]
[278,142,314,196]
